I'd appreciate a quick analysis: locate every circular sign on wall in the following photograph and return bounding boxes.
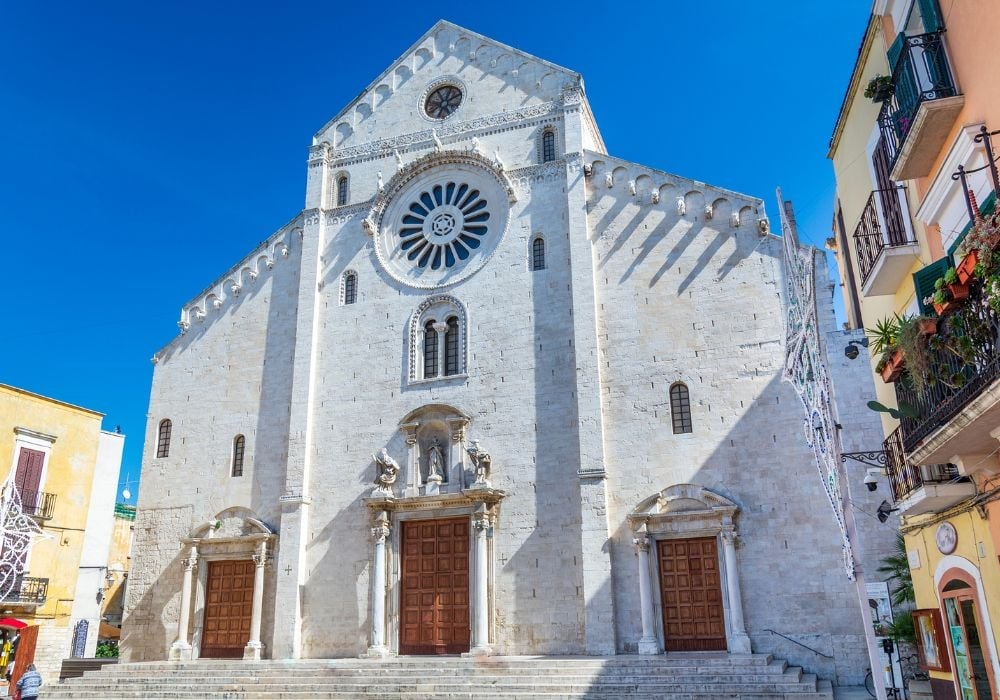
[935,522,957,554]
[371,154,512,289]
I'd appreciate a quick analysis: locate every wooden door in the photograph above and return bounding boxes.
[9,624,38,691]
[658,537,726,651]
[200,560,254,658]
[400,517,470,655]
[944,594,996,700]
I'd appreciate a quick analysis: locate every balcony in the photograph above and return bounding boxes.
[883,428,973,516]
[20,490,56,521]
[2,576,49,606]
[894,278,1000,469]
[854,189,919,296]
[878,31,963,181]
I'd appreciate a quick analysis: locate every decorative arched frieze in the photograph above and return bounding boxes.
[408,295,468,382]
[627,484,750,655]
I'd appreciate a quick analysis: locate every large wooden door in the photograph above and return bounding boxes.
[400,517,470,655]
[200,560,254,658]
[658,537,726,651]
[9,624,38,691]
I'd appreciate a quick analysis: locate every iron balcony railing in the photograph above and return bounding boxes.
[2,576,49,606]
[20,490,56,520]
[853,188,915,286]
[878,31,958,171]
[883,427,960,502]
[895,279,1000,452]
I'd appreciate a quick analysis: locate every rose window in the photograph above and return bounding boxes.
[399,183,490,270]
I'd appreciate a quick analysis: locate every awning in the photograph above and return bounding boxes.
[0,618,27,630]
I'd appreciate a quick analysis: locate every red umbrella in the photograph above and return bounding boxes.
[0,618,26,630]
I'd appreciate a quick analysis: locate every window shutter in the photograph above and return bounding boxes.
[887,32,906,73]
[947,191,998,257]
[917,0,943,32]
[913,257,951,314]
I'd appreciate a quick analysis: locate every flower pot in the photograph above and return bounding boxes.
[917,317,938,336]
[871,83,893,103]
[957,249,980,284]
[880,349,905,383]
[949,281,970,302]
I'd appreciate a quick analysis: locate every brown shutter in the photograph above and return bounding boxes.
[9,625,39,690]
[14,449,44,494]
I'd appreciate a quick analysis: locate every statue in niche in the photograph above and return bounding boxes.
[372,448,399,498]
[426,439,445,484]
[466,440,492,487]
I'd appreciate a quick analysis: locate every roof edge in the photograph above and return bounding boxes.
[827,14,880,159]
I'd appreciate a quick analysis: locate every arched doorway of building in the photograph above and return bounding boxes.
[939,569,996,700]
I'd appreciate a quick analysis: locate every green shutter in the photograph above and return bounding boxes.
[917,0,944,32]
[947,191,998,257]
[914,258,951,314]
[887,32,906,72]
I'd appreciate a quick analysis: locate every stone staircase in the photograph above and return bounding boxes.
[46,654,835,699]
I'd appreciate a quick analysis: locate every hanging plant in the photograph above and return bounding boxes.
[932,268,970,315]
[864,74,894,103]
[956,211,1000,283]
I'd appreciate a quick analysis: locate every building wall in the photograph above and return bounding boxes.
[0,385,121,682]
[101,505,135,630]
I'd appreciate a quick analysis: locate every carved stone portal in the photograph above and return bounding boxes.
[399,404,472,496]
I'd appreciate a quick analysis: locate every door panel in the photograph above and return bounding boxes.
[9,624,38,691]
[400,517,470,655]
[200,560,254,659]
[658,537,726,651]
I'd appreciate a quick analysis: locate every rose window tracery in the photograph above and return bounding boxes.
[399,182,490,270]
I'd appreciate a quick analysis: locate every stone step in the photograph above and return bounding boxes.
[45,693,834,700]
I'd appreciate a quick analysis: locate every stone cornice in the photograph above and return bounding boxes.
[364,488,506,513]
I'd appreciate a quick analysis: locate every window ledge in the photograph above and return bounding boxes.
[408,374,469,387]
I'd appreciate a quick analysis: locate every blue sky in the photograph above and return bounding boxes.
[1,1,867,503]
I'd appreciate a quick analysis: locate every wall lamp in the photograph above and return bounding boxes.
[845,337,870,360]
[876,500,899,523]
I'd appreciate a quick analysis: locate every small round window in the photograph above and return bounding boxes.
[425,85,462,119]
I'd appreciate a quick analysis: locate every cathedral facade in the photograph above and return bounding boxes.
[122,21,884,684]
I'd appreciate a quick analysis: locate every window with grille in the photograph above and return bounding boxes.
[343,272,357,305]
[444,317,460,375]
[232,435,245,477]
[542,130,556,163]
[156,419,172,458]
[337,175,348,206]
[424,321,439,378]
[670,384,693,434]
[532,237,545,271]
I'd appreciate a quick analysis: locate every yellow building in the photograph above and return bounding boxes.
[829,1,1000,698]
[100,503,135,637]
[0,384,124,686]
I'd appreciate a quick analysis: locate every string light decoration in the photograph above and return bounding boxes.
[778,190,857,580]
[0,473,50,601]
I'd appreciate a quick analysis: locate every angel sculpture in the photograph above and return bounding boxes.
[0,475,48,602]
[466,440,492,487]
[372,448,400,498]
[432,129,444,153]
[394,149,405,171]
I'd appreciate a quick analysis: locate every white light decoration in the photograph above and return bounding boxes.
[0,474,50,601]
[778,190,856,580]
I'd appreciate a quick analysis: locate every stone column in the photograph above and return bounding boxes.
[170,545,198,660]
[433,321,448,376]
[633,534,660,654]
[244,541,267,660]
[468,508,491,656]
[721,529,751,653]
[401,424,420,497]
[366,512,391,658]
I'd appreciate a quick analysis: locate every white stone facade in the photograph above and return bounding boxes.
[122,21,894,685]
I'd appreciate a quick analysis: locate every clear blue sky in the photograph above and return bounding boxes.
[1,1,867,503]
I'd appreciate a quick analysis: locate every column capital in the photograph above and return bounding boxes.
[721,527,738,545]
[633,536,650,553]
[432,321,449,334]
[182,549,198,571]
[472,512,490,532]
[252,553,267,567]
[371,524,390,543]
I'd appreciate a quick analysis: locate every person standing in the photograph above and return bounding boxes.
[15,663,41,699]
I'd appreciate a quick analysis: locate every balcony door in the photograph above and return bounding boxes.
[872,137,908,246]
[942,579,996,700]
[13,448,44,514]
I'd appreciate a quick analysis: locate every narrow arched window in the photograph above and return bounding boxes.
[232,435,245,477]
[542,130,556,163]
[156,419,172,458]
[444,317,460,376]
[532,236,546,271]
[336,175,349,206]
[343,271,357,305]
[670,383,693,434]
[423,321,439,378]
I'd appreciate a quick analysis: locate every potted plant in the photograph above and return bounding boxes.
[867,316,904,383]
[896,315,935,398]
[931,268,969,315]
[864,74,894,103]
[956,210,1000,283]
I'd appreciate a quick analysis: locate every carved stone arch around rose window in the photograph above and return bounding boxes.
[171,507,277,662]
[627,484,750,655]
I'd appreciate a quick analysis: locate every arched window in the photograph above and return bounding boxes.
[531,236,546,271]
[444,317,460,376]
[343,271,357,305]
[156,419,172,458]
[542,129,556,163]
[423,321,439,378]
[670,383,693,434]
[232,435,245,477]
[336,175,349,206]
